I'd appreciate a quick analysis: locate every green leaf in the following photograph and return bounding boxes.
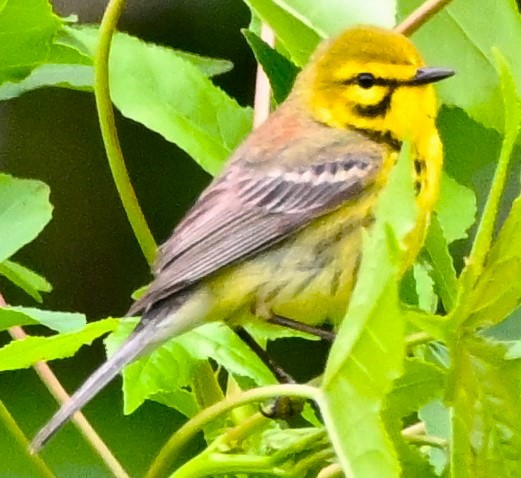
[0,0,61,83]
[57,26,233,78]
[451,52,521,328]
[424,215,458,312]
[0,63,92,101]
[242,29,299,104]
[320,144,417,478]
[243,0,395,66]
[382,360,446,478]
[0,259,51,302]
[64,25,251,175]
[279,0,396,36]
[105,320,274,415]
[413,261,438,314]
[0,24,232,102]
[419,400,450,474]
[0,306,84,333]
[0,174,53,263]
[242,0,322,66]
[0,38,93,100]
[0,318,119,371]
[464,199,521,328]
[385,358,446,419]
[176,323,276,386]
[450,338,521,477]
[435,173,476,243]
[398,0,521,133]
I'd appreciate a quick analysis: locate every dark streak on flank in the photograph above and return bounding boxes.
[352,127,402,151]
[291,274,320,297]
[329,268,342,296]
[262,284,286,304]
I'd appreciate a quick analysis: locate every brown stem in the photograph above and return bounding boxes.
[402,421,426,436]
[253,23,275,128]
[0,294,129,478]
[395,0,454,36]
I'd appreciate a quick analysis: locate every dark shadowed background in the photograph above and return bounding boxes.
[0,2,331,475]
[0,1,256,475]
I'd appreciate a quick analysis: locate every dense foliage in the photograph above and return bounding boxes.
[1,0,521,477]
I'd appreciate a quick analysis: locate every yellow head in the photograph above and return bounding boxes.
[297,25,453,146]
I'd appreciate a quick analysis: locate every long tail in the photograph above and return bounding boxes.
[30,302,196,452]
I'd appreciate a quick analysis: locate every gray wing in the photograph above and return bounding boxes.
[130,142,383,315]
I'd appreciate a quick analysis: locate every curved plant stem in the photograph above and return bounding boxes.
[405,331,433,348]
[96,0,224,470]
[405,433,447,450]
[145,384,320,478]
[172,420,329,477]
[395,0,454,36]
[0,399,55,478]
[221,412,268,444]
[95,0,157,265]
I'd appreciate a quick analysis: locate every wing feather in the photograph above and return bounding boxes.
[130,130,386,315]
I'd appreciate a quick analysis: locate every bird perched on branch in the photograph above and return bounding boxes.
[32,24,453,451]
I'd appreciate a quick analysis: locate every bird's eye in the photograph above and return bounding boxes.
[355,73,376,89]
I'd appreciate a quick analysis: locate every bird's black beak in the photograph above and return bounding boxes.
[410,67,455,85]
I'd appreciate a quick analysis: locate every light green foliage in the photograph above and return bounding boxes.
[0,174,52,263]
[0,260,51,302]
[0,307,85,333]
[320,144,417,478]
[0,318,118,371]
[65,26,252,175]
[0,0,60,83]
[450,338,521,477]
[0,175,53,299]
[1,1,521,477]
[244,0,396,65]
[105,320,274,416]
[0,40,92,100]
[399,0,521,134]
[436,173,476,243]
[242,29,299,104]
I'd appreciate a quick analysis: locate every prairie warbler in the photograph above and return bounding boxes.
[32,25,453,450]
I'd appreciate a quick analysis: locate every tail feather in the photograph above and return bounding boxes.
[30,296,200,453]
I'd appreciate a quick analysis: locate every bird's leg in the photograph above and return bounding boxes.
[235,327,304,419]
[267,314,336,342]
[251,297,336,342]
[236,327,295,384]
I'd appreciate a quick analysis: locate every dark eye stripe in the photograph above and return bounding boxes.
[340,77,400,87]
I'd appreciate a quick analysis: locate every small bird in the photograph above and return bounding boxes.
[32,25,453,451]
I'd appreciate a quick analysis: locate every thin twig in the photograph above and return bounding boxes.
[253,23,275,128]
[402,421,426,437]
[0,294,129,478]
[317,463,343,478]
[405,433,447,450]
[395,0,453,36]
[402,423,446,448]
